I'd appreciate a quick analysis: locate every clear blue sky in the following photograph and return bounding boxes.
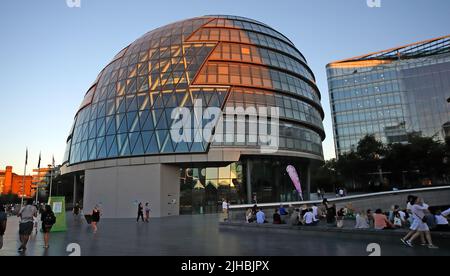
[1,0,449,173]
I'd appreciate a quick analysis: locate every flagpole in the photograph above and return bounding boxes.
[35,152,41,204]
[48,156,54,204]
[21,148,28,206]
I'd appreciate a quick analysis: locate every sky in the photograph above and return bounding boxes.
[0,0,449,174]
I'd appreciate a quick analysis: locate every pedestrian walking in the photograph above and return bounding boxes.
[91,206,101,234]
[137,203,144,222]
[401,197,438,249]
[0,204,7,250]
[41,205,56,249]
[17,200,38,252]
[73,203,81,218]
[222,199,229,222]
[144,203,151,223]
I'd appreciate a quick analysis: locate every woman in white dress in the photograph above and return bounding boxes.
[401,197,438,249]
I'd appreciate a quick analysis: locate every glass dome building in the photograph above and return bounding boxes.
[61,15,325,218]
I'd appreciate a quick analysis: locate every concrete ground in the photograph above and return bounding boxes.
[0,215,449,256]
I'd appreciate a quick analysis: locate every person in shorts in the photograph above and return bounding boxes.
[17,200,37,252]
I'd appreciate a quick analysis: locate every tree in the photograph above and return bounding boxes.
[0,193,20,205]
[356,135,385,161]
[330,134,449,192]
[311,159,339,193]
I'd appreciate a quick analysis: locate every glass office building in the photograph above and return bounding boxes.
[61,16,325,217]
[327,35,450,156]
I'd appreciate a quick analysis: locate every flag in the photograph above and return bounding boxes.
[286,165,303,200]
[38,152,41,169]
[25,148,28,166]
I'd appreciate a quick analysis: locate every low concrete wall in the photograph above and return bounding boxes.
[229,186,450,221]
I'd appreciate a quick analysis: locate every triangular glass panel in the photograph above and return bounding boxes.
[155,111,169,130]
[128,132,140,153]
[106,99,115,116]
[141,131,154,152]
[106,84,116,99]
[153,94,164,108]
[96,118,105,137]
[140,110,154,131]
[153,109,164,125]
[156,130,169,151]
[137,94,149,111]
[145,132,159,154]
[79,141,88,161]
[88,139,96,160]
[97,101,106,118]
[132,135,145,155]
[165,108,175,128]
[127,111,139,132]
[138,63,148,76]
[204,93,213,106]
[116,114,127,134]
[176,92,187,107]
[88,121,96,139]
[126,78,137,95]
[97,138,107,159]
[217,90,228,105]
[117,134,130,156]
[116,97,126,113]
[160,45,171,57]
[162,93,172,107]
[105,116,115,136]
[137,76,149,92]
[126,96,138,112]
[160,136,174,153]
[209,93,221,107]
[174,141,189,153]
[184,93,193,108]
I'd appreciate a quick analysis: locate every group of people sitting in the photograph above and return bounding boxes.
[243,197,450,236]
[245,204,321,226]
[355,200,450,232]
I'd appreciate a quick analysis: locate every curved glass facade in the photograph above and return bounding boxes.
[64,15,325,165]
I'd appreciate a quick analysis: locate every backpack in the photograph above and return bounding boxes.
[44,212,56,226]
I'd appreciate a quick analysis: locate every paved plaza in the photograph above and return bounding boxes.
[0,215,449,256]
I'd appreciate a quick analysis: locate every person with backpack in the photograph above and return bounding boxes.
[41,205,56,249]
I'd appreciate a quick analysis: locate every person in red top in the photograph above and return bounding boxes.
[374,209,394,230]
